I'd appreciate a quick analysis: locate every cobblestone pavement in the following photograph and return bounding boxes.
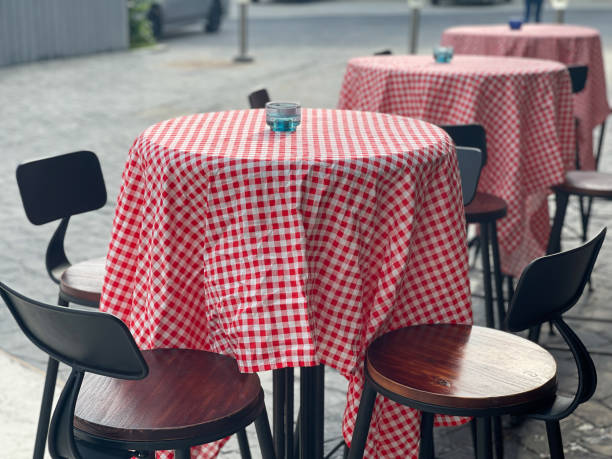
[1,1,612,457]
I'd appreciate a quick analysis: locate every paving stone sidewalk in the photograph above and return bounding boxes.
[1,1,612,457]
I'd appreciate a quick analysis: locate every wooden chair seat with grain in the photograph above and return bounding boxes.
[0,283,276,459]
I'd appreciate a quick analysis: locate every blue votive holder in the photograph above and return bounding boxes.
[509,18,523,30]
[266,102,301,132]
[433,46,453,63]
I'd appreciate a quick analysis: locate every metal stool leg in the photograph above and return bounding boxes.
[545,420,565,459]
[493,416,504,459]
[476,417,493,459]
[237,429,252,459]
[547,191,569,255]
[480,223,494,328]
[273,368,294,459]
[33,295,68,459]
[346,380,377,459]
[418,412,435,459]
[255,409,277,459]
[174,448,191,459]
[489,222,506,329]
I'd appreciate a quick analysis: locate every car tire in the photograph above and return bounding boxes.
[148,5,163,40]
[205,0,222,33]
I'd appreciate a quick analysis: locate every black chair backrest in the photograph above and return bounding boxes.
[16,151,107,226]
[374,49,392,55]
[568,65,588,94]
[506,227,606,332]
[439,124,488,166]
[0,282,147,380]
[248,89,271,109]
[456,146,483,206]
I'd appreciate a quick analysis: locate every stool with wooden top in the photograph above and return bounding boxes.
[347,227,605,459]
[16,151,109,458]
[441,124,508,329]
[0,282,276,459]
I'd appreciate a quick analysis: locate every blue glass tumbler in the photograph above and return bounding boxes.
[266,102,301,132]
[433,46,453,63]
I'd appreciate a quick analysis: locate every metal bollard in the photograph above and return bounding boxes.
[407,0,423,55]
[234,0,253,63]
[551,0,569,24]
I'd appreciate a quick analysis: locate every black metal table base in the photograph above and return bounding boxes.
[273,365,325,459]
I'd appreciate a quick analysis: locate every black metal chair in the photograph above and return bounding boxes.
[0,282,276,459]
[441,124,508,330]
[15,150,109,458]
[248,89,271,109]
[347,227,605,459]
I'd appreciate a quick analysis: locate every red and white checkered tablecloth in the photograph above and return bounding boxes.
[100,109,472,458]
[441,24,611,171]
[338,55,575,277]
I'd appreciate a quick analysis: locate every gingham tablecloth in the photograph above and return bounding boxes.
[100,109,472,458]
[442,24,611,170]
[338,55,575,277]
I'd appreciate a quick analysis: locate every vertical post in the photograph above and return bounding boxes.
[556,9,565,24]
[235,0,253,63]
[551,0,569,24]
[410,9,420,54]
[407,0,423,55]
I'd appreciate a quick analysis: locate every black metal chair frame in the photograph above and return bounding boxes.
[248,88,271,110]
[347,227,605,459]
[15,150,109,458]
[0,282,276,459]
[440,124,507,330]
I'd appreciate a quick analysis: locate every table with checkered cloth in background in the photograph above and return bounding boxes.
[100,109,472,458]
[441,24,611,171]
[338,55,575,278]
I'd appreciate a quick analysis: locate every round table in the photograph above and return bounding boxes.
[442,24,611,170]
[100,109,472,458]
[338,54,574,277]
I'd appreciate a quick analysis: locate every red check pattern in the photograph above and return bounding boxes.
[338,55,575,277]
[101,109,472,458]
[442,24,611,171]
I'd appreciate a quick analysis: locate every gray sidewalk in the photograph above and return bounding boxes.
[1,1,612,457]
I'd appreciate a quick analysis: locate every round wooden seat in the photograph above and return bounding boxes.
[553,171,612,198]
[60,257,105,306]
[465,192,508,223]
[74,349,264,446]
[366,324,557,413]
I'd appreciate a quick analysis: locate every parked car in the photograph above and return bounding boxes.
[147,0,229,38]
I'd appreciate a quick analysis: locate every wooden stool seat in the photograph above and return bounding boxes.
[366,325,557,412]
[553,171,612,198]
[74,349,264,445]
[465,192,508,223]
[60,257,105,306]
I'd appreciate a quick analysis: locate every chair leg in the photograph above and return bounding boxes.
[33,356,59,459]
[418,412,435,459]
[174,448,191,459]
[545,420,565,459]
[475,417,493,459]
[547,191,569,255]
[33,295,69,459]
[493,416,504,459]
[254,409,277,459]
[479,223,495,328]
[237,429,252,459]
[506,276,514,305]
[489,222,506,329]
[346,380,377,459]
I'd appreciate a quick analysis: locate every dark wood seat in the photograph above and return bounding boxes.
[465,192,508,223]
[75,349,265,447]
[554,171,612,198]
[366,325,556,412]
[60,257,105,307]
